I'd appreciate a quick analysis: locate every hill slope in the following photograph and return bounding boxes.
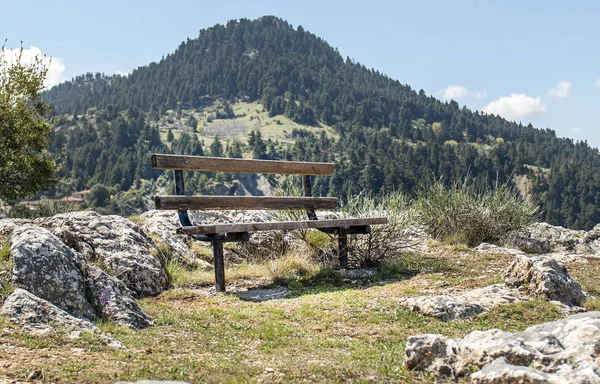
[42,16,600,229]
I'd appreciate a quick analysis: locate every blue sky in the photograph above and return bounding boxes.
[3,0,600,147]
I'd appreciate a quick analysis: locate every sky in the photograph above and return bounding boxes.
[2,0,600,148]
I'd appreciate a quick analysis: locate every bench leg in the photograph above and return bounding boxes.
[338,227,348,269]
[213,241,226,292]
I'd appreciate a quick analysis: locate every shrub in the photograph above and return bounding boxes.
[416,178,538,246]
[341,191,420,268]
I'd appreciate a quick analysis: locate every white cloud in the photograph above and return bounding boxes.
[594,78,600,88]
[482,93,546,121]
[437,85,487,100]
[571,126,584,133]
[547,81,572,98]
[1,45,65,88]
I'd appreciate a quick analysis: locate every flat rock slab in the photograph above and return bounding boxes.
[400,284,525,321]
[234,288,291,301]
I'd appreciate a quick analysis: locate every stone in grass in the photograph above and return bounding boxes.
[1,288,125,349]
[504,255,586,307]
[1,288,97,334]
[234,288,291,302]
[400,284,524,321]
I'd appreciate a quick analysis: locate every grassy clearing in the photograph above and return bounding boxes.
[0,245,588,383]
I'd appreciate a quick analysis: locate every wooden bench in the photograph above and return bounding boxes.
[151,154,387,292]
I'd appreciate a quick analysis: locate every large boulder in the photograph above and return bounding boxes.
[405,311,600,382]
[35,211,168,297]
[504,255,586,307]
[87,265,152,329]
[138,210,211,269]
[10,225,95,319]
[1,288,98,335]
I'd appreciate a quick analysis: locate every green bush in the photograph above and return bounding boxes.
[416,179,538,246]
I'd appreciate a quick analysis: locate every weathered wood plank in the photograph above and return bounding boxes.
[177,217,388,234]
[155,195,339,211]
[151,154,335,175]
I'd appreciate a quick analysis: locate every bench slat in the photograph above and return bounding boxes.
[155,195,339,211]
[151,154,335,175]
[178,218,388,234]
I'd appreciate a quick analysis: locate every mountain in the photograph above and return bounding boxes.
[42,16,600,229]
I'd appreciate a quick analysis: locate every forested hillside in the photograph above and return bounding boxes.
[42,16,600,229]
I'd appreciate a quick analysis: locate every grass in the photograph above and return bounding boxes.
[0,237,596,382]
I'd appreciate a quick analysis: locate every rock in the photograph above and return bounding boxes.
[504,222,596,255]
[400,284,524,321]
[504,255,586,306]
[87,265,153,329]
[10,225,95,319]
[35,211,168,297]
[404,334,456,376]
[470,357,556,384]
[235,288,291,301]
[1,288,98,334]
[474,243,525,257]
[338,269,378,279]
[138,210,211,269]
[405,311,600,383]
[0,219,31,236]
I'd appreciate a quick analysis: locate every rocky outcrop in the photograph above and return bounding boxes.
[138,210,211,269]
[6,224,152,330]
[1,288,98,335]
[0,219,31,236]
[87,265,153,329]
[400,284,524,321]
[504,255,586,307]
[35,211,168,297]
[504,222,600,255]
[10,225,95,319]
[405,311,600,382]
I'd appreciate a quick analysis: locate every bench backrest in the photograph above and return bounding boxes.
[151,154,337,211]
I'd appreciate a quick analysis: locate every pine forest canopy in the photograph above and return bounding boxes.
[41,16,600,230]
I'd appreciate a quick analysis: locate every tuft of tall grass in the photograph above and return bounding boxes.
[416,178,538,246]
[267,252,318,284]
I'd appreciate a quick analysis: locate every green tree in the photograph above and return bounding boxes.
[0,45,57,202]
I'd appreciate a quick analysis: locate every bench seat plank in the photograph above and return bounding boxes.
[178,217,388,234]
[155,195,339,211]
[151,154,335,175]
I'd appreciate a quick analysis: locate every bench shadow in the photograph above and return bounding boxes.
[230,255,450,302]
